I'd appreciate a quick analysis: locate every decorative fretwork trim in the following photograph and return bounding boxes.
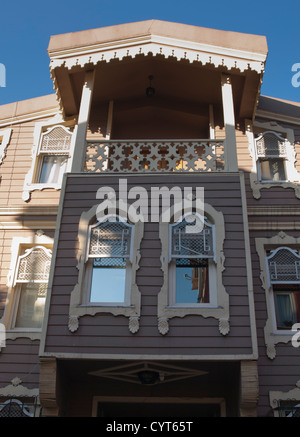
[85,139,225,174]
[255,131,288,158]
[15,246,52,284]
[267,247,300,285]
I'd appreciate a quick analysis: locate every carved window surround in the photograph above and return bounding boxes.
[255,231,300,359]
[0,128,12,165]
[68,205,143,334]
[246,119,300,199]
[0,232,53,341]
[270,380,300,417]
[157,203,229,335]
[0,377,40,417]
[22,114,77,202]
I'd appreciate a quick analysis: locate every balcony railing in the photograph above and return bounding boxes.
[85,139,225,173]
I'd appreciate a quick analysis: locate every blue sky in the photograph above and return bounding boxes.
[0,0,299,106]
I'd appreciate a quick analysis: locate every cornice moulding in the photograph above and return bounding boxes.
[0,107,60,128]
[49,34,266,74]
[49,34,267,63]
[256,109,300,126]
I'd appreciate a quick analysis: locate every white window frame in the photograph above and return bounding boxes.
[84,215,134,307]
[0,128,12,164]
[168,213,218,308]
[157,203,229,336]
[246,119,300,199]
[0,234,53,340]
[22,115,77,201]
[9,246,51,331]
[266,246,300,332]
[255,232,300,359]
[68,205,143,334]
[255,131,288,183]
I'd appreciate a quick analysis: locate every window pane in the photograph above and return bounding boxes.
[274,289,300,329]
[90,258,126,303]
[175,259,209,304]
[15,283,47,328]
[39,155,68,184]
[259,158,286,181]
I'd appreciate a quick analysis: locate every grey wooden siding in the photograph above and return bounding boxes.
[43,173,255,358]
[0,340,40,389]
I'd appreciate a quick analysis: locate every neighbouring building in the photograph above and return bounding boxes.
[0,20,300,417]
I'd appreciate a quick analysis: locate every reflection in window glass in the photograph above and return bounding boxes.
[175,259,209,304]
[90,258,126,303]
[259,158,286,182]
[39,155,68,184]
[274,287,300,329]
[15,283,47,328]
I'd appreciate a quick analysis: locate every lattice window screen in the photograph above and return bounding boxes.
[0,399,34,417]
[267,247,300,283]
[171,217,214,259]
[16,247,52,283]
[256,132,287,158]
[39,126,72,154]
[89,221,132,258]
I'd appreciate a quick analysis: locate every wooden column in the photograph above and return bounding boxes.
[71,69,95,172]
[221,73,238,172]
[39,357,59,416]
[240,360,259,417]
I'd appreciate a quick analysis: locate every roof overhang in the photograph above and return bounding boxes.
[48,20,268,117]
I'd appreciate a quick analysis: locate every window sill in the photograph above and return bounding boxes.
[6,329,42,341]
[22,182,63,201]
[167,303,218,309]
[81,303,133,308]
[250,174,300,200]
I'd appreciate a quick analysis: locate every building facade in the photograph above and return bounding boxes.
[0,20,300,417]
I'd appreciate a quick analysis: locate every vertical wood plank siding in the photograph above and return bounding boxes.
[44,173,255,357]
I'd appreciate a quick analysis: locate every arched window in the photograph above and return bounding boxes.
[86,216,134,305]
[255,131,288,182]
[267,247,300,330]
[12,246,51,329]
[0,399,35,417]
[169,213,216,306]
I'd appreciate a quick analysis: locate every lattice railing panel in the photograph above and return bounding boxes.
[256,132,287,158]
[85,139,225,173]
[268,247,300,283]
[40,126,72,154]
[89,222,132,258]
[16,247,51,283]
[171,218,214,259]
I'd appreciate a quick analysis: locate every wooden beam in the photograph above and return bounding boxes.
[239,72,261,120]
[240,360,259,417]
[221,74,238,172]
[71,70,95,172]
[39,357,59,416]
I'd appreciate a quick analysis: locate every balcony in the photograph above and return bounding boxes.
[84,139,225,173]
